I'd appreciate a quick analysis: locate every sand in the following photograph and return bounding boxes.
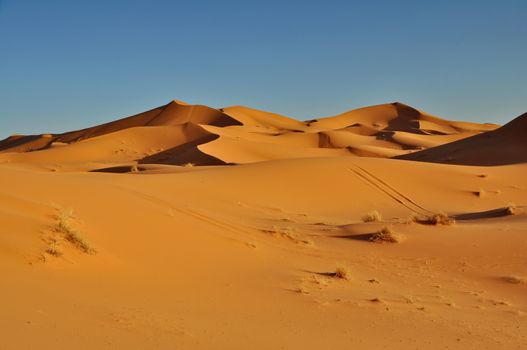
[0,101,525,349]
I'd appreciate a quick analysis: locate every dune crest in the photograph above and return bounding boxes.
[396,112,527,165]
[0,101,502,169]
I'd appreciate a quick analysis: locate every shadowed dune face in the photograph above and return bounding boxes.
[0,100,242,150]
[386,102,424,134]
[0,100,504,169]
[396,112,527,166]
[51,101,243,144]
[0,134,52,153]
[139,134,227,166]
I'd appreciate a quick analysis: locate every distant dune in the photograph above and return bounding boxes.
[396,112,527,165]
[0,100,500,170]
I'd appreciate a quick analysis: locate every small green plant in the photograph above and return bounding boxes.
[369,227,402,243]
[362,210,382,223]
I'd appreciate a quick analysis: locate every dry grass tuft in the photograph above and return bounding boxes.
[130,164,139,173]
[369,227,402,243]
[45,245,63,257]
[413,212,455,226]
[333,264,351,280]
[362,210,382,223]
[55,208,96,254]
[183,162,195,168]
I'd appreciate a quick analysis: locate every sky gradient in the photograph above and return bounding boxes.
[1,0,526,137]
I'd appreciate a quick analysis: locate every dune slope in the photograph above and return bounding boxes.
[396,112,527,165]
[1,156,526,349]
[0,101,499,169]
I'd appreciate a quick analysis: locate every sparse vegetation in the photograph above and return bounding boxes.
[55,208,96,254]
[183,162,195,168]
[130,164,139,172]
[63,228,95,254]
[362,210,382,223]
[45,245,63,257]
[369,227,402,243]
[333,264,351,280]
[412,212,455,226]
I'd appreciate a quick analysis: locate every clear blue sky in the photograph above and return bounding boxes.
[1,0,526,137]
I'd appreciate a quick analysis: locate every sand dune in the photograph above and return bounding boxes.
[0,101,500,169]
[0,100,526,349]
[396,112,527,165]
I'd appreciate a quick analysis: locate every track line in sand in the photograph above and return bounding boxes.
[347,164,433,216]
[124,188,321,253]
[122,188,258,246]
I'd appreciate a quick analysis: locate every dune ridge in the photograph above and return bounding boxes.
[396,112,527,165]
[0,100,501,169]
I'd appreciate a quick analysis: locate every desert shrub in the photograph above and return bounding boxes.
[333,265,351,280]
[56,208,96,254]
[362,210,382,223]
[413,212,455,226]
[369,227,402,243]
[45,245,63,257]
